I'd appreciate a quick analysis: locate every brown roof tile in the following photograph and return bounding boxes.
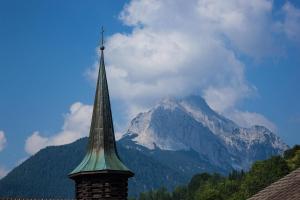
[248,167,300,200]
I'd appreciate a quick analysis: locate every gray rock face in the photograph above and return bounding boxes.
[122,95,288,171]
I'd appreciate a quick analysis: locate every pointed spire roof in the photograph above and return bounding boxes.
[70,28,133,177]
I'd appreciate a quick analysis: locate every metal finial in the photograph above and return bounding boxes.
[100,26,105,50]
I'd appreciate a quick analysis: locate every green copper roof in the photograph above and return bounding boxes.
[70,32,132,176]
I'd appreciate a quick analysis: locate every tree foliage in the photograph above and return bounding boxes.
[133,145,300,200]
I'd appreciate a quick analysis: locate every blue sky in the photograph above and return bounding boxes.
[0,0,300,177]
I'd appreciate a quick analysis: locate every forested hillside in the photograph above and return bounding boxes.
[133,145,300,200]
[0,138,211,198]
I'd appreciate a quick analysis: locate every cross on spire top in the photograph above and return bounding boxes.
[100,26,105,50]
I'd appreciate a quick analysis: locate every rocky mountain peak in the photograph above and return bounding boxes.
[123,95,288,170]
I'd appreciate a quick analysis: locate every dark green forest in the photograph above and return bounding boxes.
[131,145,300,200]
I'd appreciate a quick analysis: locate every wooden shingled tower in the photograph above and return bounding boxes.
[69,28,134,200]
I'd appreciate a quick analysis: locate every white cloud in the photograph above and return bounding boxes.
[203,86,251,113]
[25,102,93,155]
[0,166,8,179]
[100,27,253,119]
[120,0,276,58]
[226,110,277,132]
[25,132,49,155]
[0,131,7,152]
[282,2,300,42]
[87,0,289,125]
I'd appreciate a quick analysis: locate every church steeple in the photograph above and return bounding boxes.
[69,28,134,200]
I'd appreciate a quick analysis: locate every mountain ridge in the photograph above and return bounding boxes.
[122,95,288,170]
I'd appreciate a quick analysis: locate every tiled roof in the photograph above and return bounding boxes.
[248,167,300,200]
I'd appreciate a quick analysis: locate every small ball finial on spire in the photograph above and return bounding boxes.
[100,26,105,51]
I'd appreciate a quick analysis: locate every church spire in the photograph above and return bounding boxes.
[69,28,133,176]
[69,28,133,200]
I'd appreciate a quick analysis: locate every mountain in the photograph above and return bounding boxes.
[0,136,224,198]
[121,95,288,170]
[0,138,189,198]
[0,95,288,198]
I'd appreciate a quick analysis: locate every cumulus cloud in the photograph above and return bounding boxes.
[25,132,49,155]
[25,102,92,155]
[282,2,300,42]
[85,0,297,131]
[120,0,278,58]
[227,110,277,132]
[25,0,299,154]
[0,131,7,152]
